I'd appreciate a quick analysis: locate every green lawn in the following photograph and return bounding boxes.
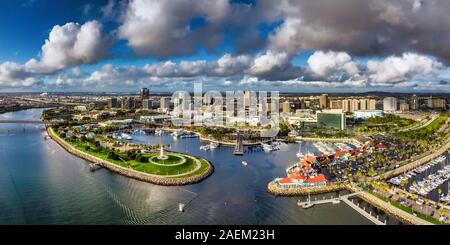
[130,154,198,175]
[56,131,210,177]
[396,115,448,140]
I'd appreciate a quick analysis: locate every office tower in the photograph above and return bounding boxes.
[121,97,135,110]
[140,88,150,100]
[160,97,171,110]
[316,110,346,130]
[108,97,118,108]
[142,99,152,110]
[342,100,350,112]
[319,94,328,109]
[368,99,377,110]
[399,102,409,111]
[359,99,367,110]
[282,101,291,113]
[330,100,343,109]
[350,99,360,112]
[409,94,419,110]
[383,97,398,112]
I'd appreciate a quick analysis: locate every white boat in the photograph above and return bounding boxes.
[200,145,210,151]
[121,133,133,140]
[171,129,185,137]
[155,128,163,136]
[261,143,273,152]
[178,203,185,212]
[242,161,248,167]
[209,142,219,149]
[332,199,341,204]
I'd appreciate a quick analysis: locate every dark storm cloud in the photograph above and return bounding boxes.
[269,0,450,63]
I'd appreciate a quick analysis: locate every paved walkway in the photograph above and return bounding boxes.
[348,185,433,225]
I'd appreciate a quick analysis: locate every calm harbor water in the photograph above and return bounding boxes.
[0,108,373,224]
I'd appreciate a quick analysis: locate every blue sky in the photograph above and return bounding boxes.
[0,0,449,93]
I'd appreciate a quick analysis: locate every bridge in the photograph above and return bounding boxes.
[0,120,45,124]
[298,192,386,225]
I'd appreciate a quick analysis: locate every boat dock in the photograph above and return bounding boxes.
[233,132,244,155]
[341,196,386,225]
[298,192,386,225]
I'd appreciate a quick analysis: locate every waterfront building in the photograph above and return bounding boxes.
[354,110,384,119]
[383,97,397,112]
[316,109,346,130]
[319,94,328,109]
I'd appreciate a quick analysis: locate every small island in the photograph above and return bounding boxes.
[47,125,213,186]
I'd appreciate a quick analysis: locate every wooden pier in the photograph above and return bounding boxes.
[297,192,386,225]
[233,132,244,155]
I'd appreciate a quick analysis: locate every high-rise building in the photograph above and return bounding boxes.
[399,102,410,111]
[282,101,291,113]
[430,98,446,109]
[330,100,343,109]
[107,97,118,108]
[140,88,150,100]
[350,99,360,112]
[142,99,152,110]
[383,97,397,112]
[160,97,171,110]
[316,110,346,130]
[121,97,135,110]
[368,99,377,110]
[409,94,419,110]
[342,100,351,112]
[359,99,368,110]
[319,94,328,109]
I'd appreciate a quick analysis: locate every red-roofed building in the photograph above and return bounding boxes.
[306,174,327,184]
[279,178,294,184]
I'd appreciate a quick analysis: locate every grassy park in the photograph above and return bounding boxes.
[54,128,211,178]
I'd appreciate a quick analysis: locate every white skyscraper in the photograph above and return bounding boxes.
[383,97,398,112]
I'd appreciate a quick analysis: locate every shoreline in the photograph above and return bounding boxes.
[47,126,214,186]
[267,182,432,225]
[163,128,272,146]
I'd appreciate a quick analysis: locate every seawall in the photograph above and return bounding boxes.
[47,126,214,186]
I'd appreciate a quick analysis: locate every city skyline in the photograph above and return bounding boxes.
[0,0,450,93]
